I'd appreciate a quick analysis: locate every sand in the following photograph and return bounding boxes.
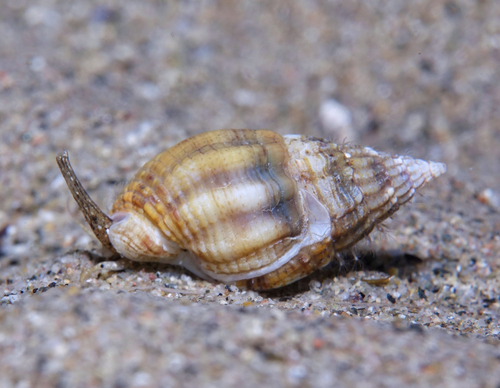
[1,1,499,387]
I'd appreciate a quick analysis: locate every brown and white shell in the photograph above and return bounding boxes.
[57,129,446,290]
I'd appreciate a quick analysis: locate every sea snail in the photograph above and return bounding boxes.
[57,129,446,290]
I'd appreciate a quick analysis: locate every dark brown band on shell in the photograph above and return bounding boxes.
[56,151,116,252]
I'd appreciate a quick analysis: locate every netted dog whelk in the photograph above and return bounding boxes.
[57,129,446,290]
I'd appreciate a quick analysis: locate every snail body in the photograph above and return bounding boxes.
[57,129,446,290]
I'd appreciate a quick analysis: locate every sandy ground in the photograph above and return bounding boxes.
[1,1,499,387]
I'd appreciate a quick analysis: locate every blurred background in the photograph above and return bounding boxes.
[0,0,499,283]
[1,2,500,386]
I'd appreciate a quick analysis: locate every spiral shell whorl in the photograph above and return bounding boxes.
[111,130,313,282]
[284,135,445,251]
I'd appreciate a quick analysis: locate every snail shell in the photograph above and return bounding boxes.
[57,129,446,290]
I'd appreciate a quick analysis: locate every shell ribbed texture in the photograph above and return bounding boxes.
[112,129,306,279]
[284,135,445,253]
